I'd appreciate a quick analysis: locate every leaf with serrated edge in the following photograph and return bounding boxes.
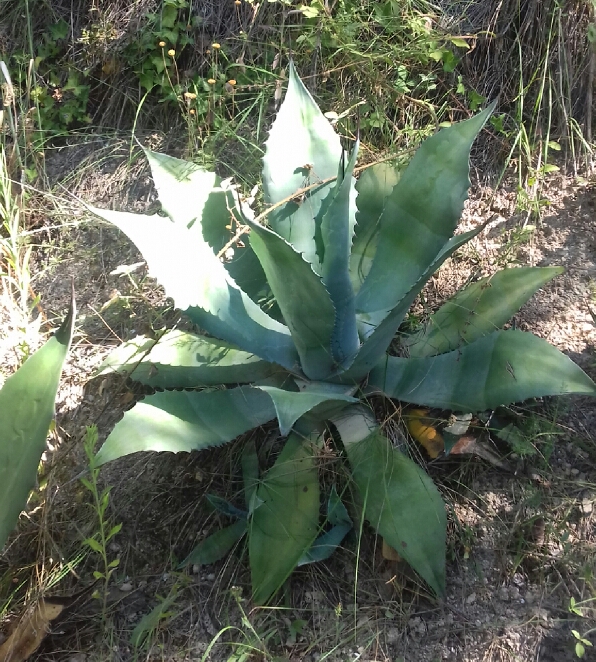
[370,329,596,411]
[249,431,320,604]
[356,103,495,314]
[88,206,299,371]
[247,218,337,380]
[95,387,276,465]
[262,61,343,270]
[404,266,563,357]
[320,141,360,368]
[0,292,75,551]
[333,405,446,596]
[97,330,281,387]
[257,383,357,436]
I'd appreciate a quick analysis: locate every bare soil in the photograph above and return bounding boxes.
[1,141,595,662]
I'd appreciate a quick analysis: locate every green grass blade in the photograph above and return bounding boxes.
[95,386,277,465]
[247,220,337,380]
[370,329,596,412]
[262,61,343,271]
[333,406,446,596]
[320,141,360,368]
[0,293,75,550]
[355,104,495,314]
[256,383,357,436]
[97,330,282,387]
[89,206,299,371]
[404,266,564,357]
[249,431,320,604]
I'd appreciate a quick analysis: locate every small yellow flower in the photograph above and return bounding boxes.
[158,41,166,47]
[207,78,216,85]
[212,43,221,49]
[206,49,211,55]
[235,1,241,5]
[189,109,196,115]
[184,91,197,99]
[227,79,236,86]
[168,49,176,57]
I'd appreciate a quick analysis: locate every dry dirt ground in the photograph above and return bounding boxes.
[1,138,596,662]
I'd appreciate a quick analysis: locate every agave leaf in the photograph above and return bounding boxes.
[350,161,401,292]
[206,494,248,520]
[179,519,247,568]
[370,329,596,412]
[257,383,357,436]
[333,406,446,596]
[249,431,320,604]
[404,266,563,357]
[355,103,495,314]
[97,330,281,387]
[262,61,343,270]
[340,226,486,383]
[320,141,360,368]
[89,206,299,371]
[95,386,277,465]
[242,438,260,512]
[0,292,75,550]
[247,220,337,380]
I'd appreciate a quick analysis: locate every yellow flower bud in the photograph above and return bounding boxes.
[207,78,216,85]
[227,79,236,86]
[184,91,197,99]
[168,49,176,57]
[212,43,221,49]
[189,109,196,115]
[158,41,166,47]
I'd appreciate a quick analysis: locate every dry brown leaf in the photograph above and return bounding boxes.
[450,435,511,471]
[382,538,402,561]
[406,409,444,458]
[0,597,66,662]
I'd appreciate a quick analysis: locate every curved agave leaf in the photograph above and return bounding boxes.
[257,383,357,436]
[350,161,401,292]
[404,266,563,358]
[0,292,75,550]
[333,406,446,596]
[262,61,343,270]
[320,141,360,368]
[88,206,299,371]
[247,219,337,380]
[180,519,247,568]
[242,438,260,513]
[370,329,596,412]
[95,386,277,465]
[339,226,486,383]
[147,149,269,302]
[249,431,320,604]
[355,103,495,315]
[97,330,281,387]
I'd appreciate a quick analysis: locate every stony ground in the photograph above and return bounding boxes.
[0,139,595,662]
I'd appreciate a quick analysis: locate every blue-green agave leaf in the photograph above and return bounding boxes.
[355,103,495,314]
[242,438,260,513]
[95,387,277,465]
[262,61,343,270]
[370,329,596,412]
[0,292,75,550]
[333,406,446,596]
[350,161,401,292]
[88,206,299,371]
[404,266,563,358]
[97,330,281,387]
[179,519,247,568]
[320,141,360,368]
[247,220,337,380]
[340,226,486,383]
[249,431,320,604]
[257,383,357,436]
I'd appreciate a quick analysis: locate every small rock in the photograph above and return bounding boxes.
[581,498,593,516]
[386,627,400,644]
[206,573,215,581]
[571,468,580,476]
[498,586,509,601]
[119,582,133,592]
[525,592,535,604]
[509,586,520,601]
[108,542,121,553]
[192,564,200,574]
[466,592,476,605]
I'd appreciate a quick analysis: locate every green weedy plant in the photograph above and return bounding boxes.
[89,63,596,604]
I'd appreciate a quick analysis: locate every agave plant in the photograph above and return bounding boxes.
[90,64,596,604]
